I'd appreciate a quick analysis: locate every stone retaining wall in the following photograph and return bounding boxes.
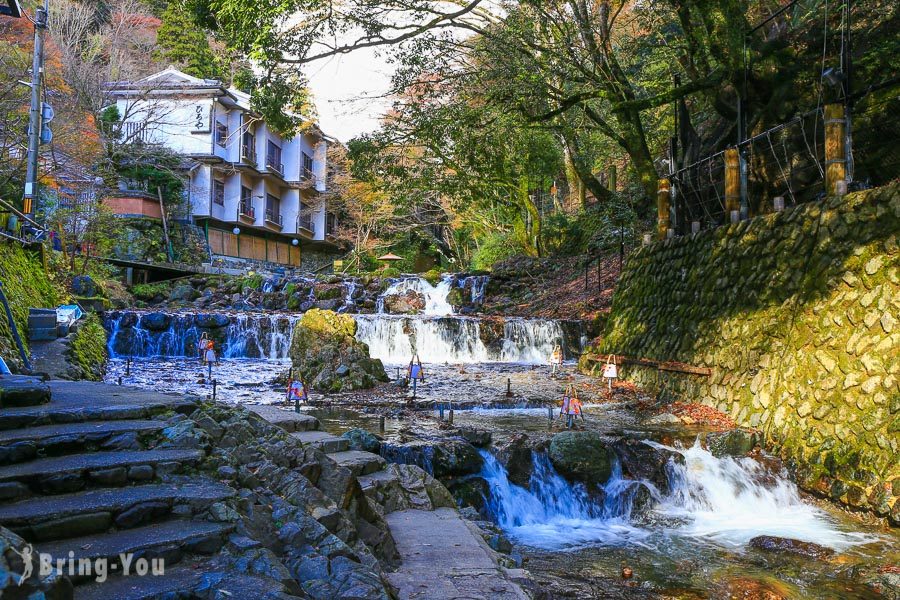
[588,184,899,522]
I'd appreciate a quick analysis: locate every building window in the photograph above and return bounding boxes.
[213,179,225,205]
[241,126,256,163]
[298,201,312,231]
[239,186,254,218]
[215,121,228,147]
[325,212,336,236]
[265,194,282,225]
[301,152,314,180]
[266,141,283,174]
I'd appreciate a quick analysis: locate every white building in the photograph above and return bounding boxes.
[106,68,338,269]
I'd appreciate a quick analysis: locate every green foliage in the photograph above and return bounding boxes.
[155,3,221,79]
[471,233,526,271]
[542,198,641,256]
[131,281,172,301]
[380,267,401,278]
[68,314,108,381]
[240,274,263,291]
[0,242,64,368]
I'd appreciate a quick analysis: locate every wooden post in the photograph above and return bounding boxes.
[824,103,847,195]
[656,179,670,240]
[157,187,175,263]
[724,148,741,222]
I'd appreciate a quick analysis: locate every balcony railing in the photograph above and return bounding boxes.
[298,172,317,189]
[266,155,284,176]
[241,145,257,165]
[297,216,314,234]
[238,202,255,220]
[265,209,283,227]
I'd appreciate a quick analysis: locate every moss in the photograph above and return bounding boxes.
[67,314,108,381]
[131,281,172,301]
[240,274,263,292]
[381,267,401,278]
[0,242,65,370]
[420,268,443,285]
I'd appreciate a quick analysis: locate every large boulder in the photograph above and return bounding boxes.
[611,438,682,493]
[342,429,382,453]
[71,274,97,297]
[548,431,613,485]
[495,434,534,488]
[705,429,759,458]
[289,309,388,392]
[382,291,425,314]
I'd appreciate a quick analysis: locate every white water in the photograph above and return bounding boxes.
[481,442,874,553]
[354,315,569,364]
[481,451,653,550]
[377,276,456,316]
[650,440,873,551]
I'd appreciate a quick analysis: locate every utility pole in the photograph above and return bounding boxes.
[23,0,49,218]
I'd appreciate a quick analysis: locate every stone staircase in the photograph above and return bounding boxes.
[0,381,242,598]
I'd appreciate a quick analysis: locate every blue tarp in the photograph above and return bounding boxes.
[56,304,83,325]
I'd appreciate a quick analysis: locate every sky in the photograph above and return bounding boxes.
[304,48,395,143]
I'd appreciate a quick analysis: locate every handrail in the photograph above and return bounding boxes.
[0,280,32,371]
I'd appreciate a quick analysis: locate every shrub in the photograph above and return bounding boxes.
[471,232,526,271]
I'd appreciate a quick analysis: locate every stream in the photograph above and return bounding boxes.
[102,275,899,599]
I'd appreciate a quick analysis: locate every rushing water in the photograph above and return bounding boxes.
[104,310,579,365]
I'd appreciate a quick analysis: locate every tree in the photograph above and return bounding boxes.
[155,2,220,79]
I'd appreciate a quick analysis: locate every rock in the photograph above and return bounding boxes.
[196,313,231,328]
[456,427,492,448]
[432,440,484,478]
[748,535,835,560]
[169,284,198,302]
[495,434,534,488]
[289,309,388,392]
[705,429,757,458]
[643,413,682,426]
[382,291,426,314]
[0,375,51,407]
[548,431,613,485]
[0,526,73,598]
[611,438,681,493]
[446,476,489,513]
[72,274,97,297]
[141,312,171,332]
[115,501,169,528]
[342,429,382,453]
[127,465,154,481]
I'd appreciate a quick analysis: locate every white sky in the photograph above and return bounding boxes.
[304,49,395,143]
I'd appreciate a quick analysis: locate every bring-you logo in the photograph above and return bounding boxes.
[8,543,165,584]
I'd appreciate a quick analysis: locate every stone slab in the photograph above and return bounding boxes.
[0,419,164,447]
[0,382,197,431]
[38,519,233,564]
[329,450,386,476]
[0,375,51,407]
[0,449,203,483]
[0,480,234,528]
[247,404,319,432]
[385,508,530,600]
[290,430,349,453]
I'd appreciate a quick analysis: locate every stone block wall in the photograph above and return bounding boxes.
[590,184,899,522]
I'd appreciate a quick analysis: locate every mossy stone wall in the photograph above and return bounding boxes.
[592,184,899,522]
[67,314,109,381]
[0,242,62,371]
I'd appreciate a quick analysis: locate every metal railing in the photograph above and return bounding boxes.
[297,215,314,234]
[264,209,283,226]
[238,202,255,220]
[241,145,257,165]
[265,155,284,175]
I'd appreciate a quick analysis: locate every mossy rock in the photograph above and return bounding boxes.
[548,431,613,485]
[420,268,443,285]
[67,314,108,381]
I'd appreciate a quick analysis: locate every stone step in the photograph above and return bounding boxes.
[329,450,387,477]
[75,561,294,600]
[0,420,166,464]
[290,430,349,453]
[0,480,235,541]
[248,404,319,432]
[0,382,197,431]
[38,519,234,582]
[357,468,399,491]
[0,375,51,408]
[0,449,204,498]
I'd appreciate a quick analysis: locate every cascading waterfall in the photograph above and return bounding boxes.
[650,440,872,550]
[377,276,456,316]
[104,312,299,360]
[354,315,574,364]
[480,450,653,550]
[464,275,489,304]
[480,441,873,552]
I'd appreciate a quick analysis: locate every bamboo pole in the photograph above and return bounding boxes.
[724,148,741,222]
[656,178,670,240]
[824,103,847,195]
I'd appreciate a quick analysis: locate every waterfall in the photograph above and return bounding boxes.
[462,275,489,305]
[480,451,653,550]
[104,311,299,360]
[377,276,455,316]
[354,315,576,364]
[650,440,872,550]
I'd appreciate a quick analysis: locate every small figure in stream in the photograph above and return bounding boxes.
[408,355,425,398]
[557,386,571,425]
[287,377,308,410]
[197,332,209,362]
[204,340,218,379]
[550,344,563,377]
[566,387,584,429]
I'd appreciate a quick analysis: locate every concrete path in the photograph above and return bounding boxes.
[385,508,530,600]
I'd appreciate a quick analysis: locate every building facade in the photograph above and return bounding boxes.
[107,68,338,269]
